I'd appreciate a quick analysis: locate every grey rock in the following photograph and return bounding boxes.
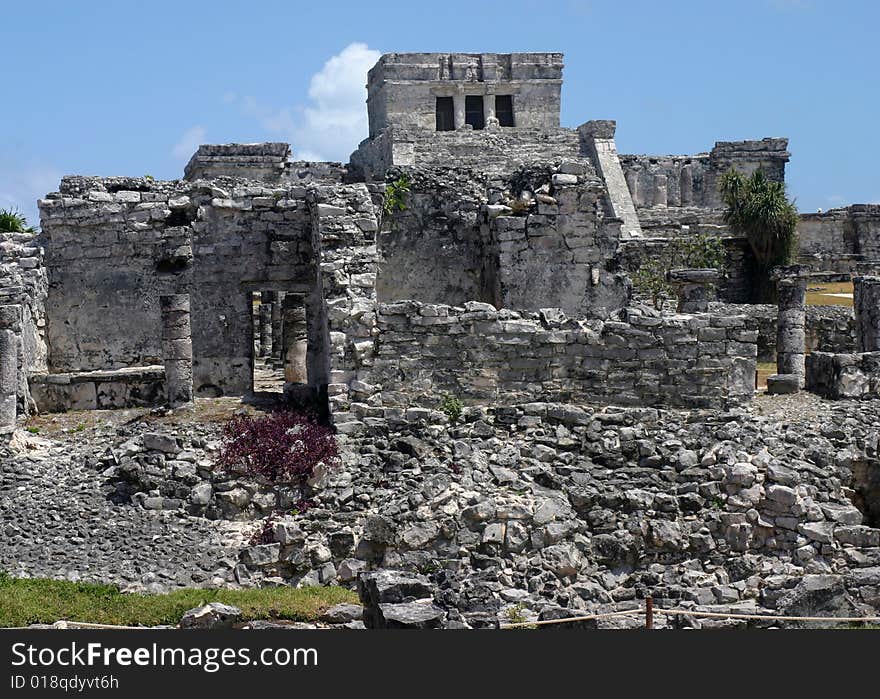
[179,602,241,629]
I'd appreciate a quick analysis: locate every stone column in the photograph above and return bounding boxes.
[653,174,668,207]
[271,291,284,362]
[453,91,466,130]
[282,294,308,384]
[667,269,719,313]
[483,93,498,129]
[680,166,694,206]
[625,170,640,207]
[259,291,273,357]
[775,275,807,387]
[0,305,21,436]
[854,275,880,352]
[160,294,193,407]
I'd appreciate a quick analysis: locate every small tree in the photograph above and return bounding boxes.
[632,232,727,310]
[719,168,799,303]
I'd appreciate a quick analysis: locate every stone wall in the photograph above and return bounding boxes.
[29,366,164,412]
[308,183,382,430]
[377,163,629,319]
[619,235,755,305]
[350,126,582,181]
[376,168,492,306]
[620,138,790,211]
[710,303,855,362]
[0,228,48,414]
[365,301,757,413]
[184,143,291,183]
[189,182,316,395]
[365,52,564,137]
[37,174,381,404]
[798,205,880,272]
[489,167,629,318]
[807,352,880,399]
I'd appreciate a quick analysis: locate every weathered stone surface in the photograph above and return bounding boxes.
[179,602,242,629]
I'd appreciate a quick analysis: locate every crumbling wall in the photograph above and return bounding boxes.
[39,177,182,373]
[190,183,315,396]
[0,228,47,413]
[184,143,291,183]
[366,301,757,412]
[377,162,629,319]
[490,166,629,317]
[620,138,790,211]
[620,235,755,305]
[350,126,582,181]
[377,168,493,306]
[38,175,340,400]
[308,183,382,432]
[798,205,880,272]
[710,303,855,361]
[807,352,880,399]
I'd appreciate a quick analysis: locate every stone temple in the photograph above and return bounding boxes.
[2,52,880,627]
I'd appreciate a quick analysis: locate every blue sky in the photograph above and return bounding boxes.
[2,0,877,225]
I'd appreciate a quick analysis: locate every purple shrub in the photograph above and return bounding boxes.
[217,411,339,488]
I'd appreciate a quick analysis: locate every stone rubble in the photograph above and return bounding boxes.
[3,392,879,629]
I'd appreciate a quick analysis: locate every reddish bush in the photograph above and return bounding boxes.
[217,411,338,487]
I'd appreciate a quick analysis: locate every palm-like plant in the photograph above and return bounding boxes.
[0,208,34,234]
[719,169,799,302]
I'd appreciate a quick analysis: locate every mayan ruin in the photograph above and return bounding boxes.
[2,48,880,632]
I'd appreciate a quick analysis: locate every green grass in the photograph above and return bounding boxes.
[0,573,357,627]
[806,281,853,308]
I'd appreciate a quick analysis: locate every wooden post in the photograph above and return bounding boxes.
[645,596,654,630]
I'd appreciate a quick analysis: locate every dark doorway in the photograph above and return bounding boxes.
[496,94,514,127]
[436,96,455,131]
[465,95,485,130]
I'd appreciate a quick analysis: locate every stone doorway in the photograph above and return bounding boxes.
[249,291,285,395]
[248,291,311,399]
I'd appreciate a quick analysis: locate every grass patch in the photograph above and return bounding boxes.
[0,573,357,627]
[806,281,853,308]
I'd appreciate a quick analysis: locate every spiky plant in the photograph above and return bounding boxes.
[719,169,799,302]
[0,208,33,234]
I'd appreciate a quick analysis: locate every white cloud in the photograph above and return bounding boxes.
[172,125,207,160]
[230,42,380,162]
[0,163,62,230]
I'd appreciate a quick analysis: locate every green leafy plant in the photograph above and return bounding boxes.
[632,232,726,310]
[633,258,674,311]
[503,603,537,629]
[0,208,34,234]
[440,394,463,423]
[719,168,799,302]
[383,175,411,215]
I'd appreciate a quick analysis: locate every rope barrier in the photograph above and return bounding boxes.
[498,601,880,629]
[652,608,880,624]
[500,609,644,629]
[5,621,159,630]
